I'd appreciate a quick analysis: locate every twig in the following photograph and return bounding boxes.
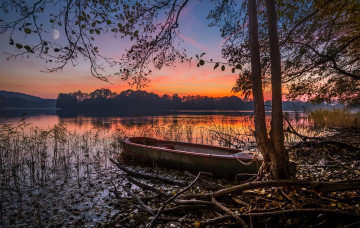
[211,197,249,228]
[184,171,223,191]
[124,175,167,196]
[109,179,122,199]
[110,157,186,186]
[279,188,298,208]
[123,186,155,216]
[198,215,231,227]
[232,197,250,208]
[174,199,213,206]
[163,205,209,214]
[245,208,360,217]
[148,172,204,228]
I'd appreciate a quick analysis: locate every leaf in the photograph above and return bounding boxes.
[236,64,242,69]
[78,16,85,21]
[54,48,60,52]
[24,45,32,51]
[199,59,205,66]
[50,19,54,23]
[221,65,225,71]
[24,28,32,34]
[90,29,94,34]
[107,19,111,24]
[43,41,48,46]
[232,68,235,73]
[16,43,23,49]
[95,29,100,34]
[9,39,14,45]
[214,62,219,70]
[194,221,200,228]
[200,52,206,57]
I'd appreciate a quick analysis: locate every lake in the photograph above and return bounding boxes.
[0,109,310,146]
[0,109,315,227]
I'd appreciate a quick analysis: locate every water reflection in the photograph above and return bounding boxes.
[0,111,313,147]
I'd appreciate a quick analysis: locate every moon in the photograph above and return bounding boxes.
[52,29,60,40]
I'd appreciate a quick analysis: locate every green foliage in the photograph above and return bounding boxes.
[24,28,31,34]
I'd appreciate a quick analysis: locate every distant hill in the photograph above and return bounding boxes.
[0,90,56,109]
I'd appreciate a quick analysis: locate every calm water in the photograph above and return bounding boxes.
[0,110,310,146]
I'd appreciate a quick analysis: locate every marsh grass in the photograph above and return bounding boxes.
[0,116,121,226]
[309,109,360,129]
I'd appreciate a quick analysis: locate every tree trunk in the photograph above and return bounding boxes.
[265,0,290,178]
[248,0,291,179]
[247,0,273,172]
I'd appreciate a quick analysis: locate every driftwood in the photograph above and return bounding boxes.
[110,157,186,186]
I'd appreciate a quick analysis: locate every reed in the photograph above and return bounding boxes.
[309,109,360,129]
[0,117,120,226]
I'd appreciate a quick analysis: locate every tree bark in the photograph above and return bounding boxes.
[247,0,273,172]
[265,0,290,178]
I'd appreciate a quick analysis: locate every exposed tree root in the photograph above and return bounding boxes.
[108,157,360,227]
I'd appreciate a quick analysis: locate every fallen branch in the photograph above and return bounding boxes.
[199,208,360,227]
[124,175,167,196]
[199,215,231,228]
[110,157,186,186]
[246,208,360,217]
[148,172,204,228]
[183,179,360,199]
[123,186,156,216]
[211,197,248,228]
[232,197,250,208]
[184,171,223,191]
[174,199,213,206]
[163,205,209,214]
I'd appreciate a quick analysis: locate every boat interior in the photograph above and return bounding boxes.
[129,137,257,158]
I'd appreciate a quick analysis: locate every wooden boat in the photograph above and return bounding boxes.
[120,137,295,179]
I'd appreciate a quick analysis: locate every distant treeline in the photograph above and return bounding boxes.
[56,88,325,111]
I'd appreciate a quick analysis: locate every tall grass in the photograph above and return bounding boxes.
[309,109,360,129]
[0,117,120,226]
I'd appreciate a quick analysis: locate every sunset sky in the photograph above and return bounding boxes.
[0,1,272,100]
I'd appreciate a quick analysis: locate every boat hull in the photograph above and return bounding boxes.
[120,137,264,179]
